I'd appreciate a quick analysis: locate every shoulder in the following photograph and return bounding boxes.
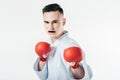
[60,36,80,49]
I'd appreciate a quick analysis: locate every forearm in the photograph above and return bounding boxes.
[38,61,46,71]
[71,65,85,79]
[33,58,48,80]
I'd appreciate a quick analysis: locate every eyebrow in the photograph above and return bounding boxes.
[44,21,49,23]
[53,20,59,22]
[44,20,59,23]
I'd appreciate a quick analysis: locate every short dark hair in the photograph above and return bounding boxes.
[42,3,64,15]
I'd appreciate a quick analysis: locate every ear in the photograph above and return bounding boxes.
[63,18,66,26]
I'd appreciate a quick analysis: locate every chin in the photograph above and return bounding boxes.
[49,35,56,38]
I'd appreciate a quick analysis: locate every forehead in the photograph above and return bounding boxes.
[43,11,63,21]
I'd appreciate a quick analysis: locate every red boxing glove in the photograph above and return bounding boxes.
[64,46,82,69]
[35,42,51,62]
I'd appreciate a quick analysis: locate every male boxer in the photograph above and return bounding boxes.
[34,3,92,80]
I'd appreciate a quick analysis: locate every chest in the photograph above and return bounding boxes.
[47,47,67,72]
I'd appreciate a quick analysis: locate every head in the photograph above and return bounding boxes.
[42,3,66,41]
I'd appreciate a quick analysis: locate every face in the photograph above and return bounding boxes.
[43,11,66,40]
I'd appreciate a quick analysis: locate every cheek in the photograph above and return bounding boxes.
[44,23,47,28]
[56,26,63,33]
[44,25,48,31]
[44,23,49,28]
[54,24,60,30]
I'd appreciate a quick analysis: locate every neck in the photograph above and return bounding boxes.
[51,31,64,43]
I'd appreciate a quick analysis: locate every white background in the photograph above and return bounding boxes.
[0,0,120,80]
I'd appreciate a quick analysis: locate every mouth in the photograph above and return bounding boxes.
[48,31,56,33]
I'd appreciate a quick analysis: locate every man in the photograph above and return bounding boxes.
[34,3,93,80]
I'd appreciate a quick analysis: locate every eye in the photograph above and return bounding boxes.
[44,21,49,24]
[52,20,58,24]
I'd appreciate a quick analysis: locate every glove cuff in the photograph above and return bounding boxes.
[71,63,79,69]
[40,58,47,62]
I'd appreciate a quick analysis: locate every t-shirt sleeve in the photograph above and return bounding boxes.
[33,58,48,80]
[67,60,93,80]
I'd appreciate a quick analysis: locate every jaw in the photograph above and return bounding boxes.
[50,31,64,39]
[47,31,56,37]
[47,30,64,43]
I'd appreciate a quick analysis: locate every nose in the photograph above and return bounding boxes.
[48,23,54,30]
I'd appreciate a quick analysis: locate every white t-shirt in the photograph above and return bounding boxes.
[33,31,93,80]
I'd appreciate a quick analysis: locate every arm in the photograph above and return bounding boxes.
[68,62,93,80]
[33,42,51,80]
[38,60,46,71]
[64,46,92,80]
[71,65,85,79]
[35,41,51,71]
[33,58,48,80]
